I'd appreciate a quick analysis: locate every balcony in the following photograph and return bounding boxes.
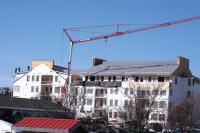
[95,99,107,110]
[41,75,53,85]
[95,89,107,98]
[95,105,107,110]
[40,85,52,100]
[41,81,53,85]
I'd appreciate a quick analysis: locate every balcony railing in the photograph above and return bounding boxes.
[95,105,107,110]
[41,80,52,84]
[95,93,107,98]
[40,91,52,96]
[83,81,122,87]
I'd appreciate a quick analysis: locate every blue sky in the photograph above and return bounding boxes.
[0,0,200,87]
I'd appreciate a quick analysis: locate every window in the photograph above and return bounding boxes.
[109,112,112,118]
[55,87,60,93]
[27,75,30,81]
[108,76,112,81]
[14,86,20,92]
[101,76,104,81]
[32,75,35,81]
[122,76,125,81]
[96,76,100,81]
[135,77,139,82]
[113,76,116,81]
[147,90,150,95]
[159,101,166,108]
[159,114,165,121]
[148,76,152,82]
[169,89,173,96]
[124,88,129,95]
[85,76,88,81]
[187,91,192,98]
[87,99,92,105]
[36,75,39,82]
[158,77,165,82]
[142,90,146,96]
[130,88,134,94]
[152,89,159,96]
[151,113,157,121]
[152,101,158,108]
[169,101,172,108]
[115,100,118,106]
[160,90,166,96]
[140,77,143,82]
[114,112,117,118]
[165,77,170,81]
[90,76,95,81]
[55,76,58,82]
[175,77,178,84]
[35,86,39,92]
[110,100,113,106]
[115,88,118,94]
[124,100,128,107]
[188,79,192,86]
[110,89,113,94]
[31,86,34,92]
[86,89,93,94]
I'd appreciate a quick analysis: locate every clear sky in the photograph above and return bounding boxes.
[0,0,200,87]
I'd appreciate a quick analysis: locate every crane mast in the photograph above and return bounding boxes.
[62,16,200,104]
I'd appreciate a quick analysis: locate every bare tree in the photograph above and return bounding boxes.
[59,75,84,118]
[119,78,167,132]
[161,93,200,133]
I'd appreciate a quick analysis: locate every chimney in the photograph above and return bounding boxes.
[93,58,106,66]
[176,56,189,68]
[32,60,54,69]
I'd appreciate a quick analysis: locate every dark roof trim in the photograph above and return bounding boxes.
[0,106,65,113]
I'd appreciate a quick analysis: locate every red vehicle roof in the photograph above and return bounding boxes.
[14,117,80,130]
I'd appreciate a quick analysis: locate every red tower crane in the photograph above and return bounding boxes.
[61,16,200,103]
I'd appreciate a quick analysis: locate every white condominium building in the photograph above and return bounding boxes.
[76,57,200,124]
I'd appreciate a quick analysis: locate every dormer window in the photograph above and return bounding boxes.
[85,76,88,81]
[108,76,112,82]
[113,76,116,81]
[122,76,125,81]
[148,76,152,82]
[135,77,139,82]
[90,76,95,81]
[140,77,143,82]
[96,76,100,81]
[101,76,104,81]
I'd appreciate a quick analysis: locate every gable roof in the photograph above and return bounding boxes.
[13,117,81,132]
[14,64,68,83]
[84,60,179,76]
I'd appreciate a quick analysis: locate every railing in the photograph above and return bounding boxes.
[83,81,122,87]
[95,93,107,98]
[41,80,52,84]
[40,91,52,96]
[95,105,107,110]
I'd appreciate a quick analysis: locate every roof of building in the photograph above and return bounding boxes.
[83,60,179,76]
[53,65,68,72]
[14,117,80,129]
[0,94,65,112]
[13,117,81,132]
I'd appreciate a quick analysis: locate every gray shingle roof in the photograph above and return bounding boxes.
[83,60,179,76]
[0,94,65,112]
